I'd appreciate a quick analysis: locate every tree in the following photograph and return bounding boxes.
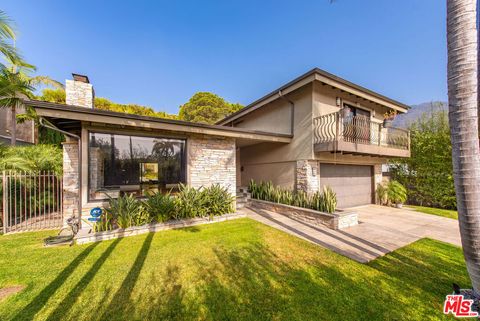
[390,106,456,209]
[179,92,243,124]
[447,0,480,293]
[0,10,20,67]
[0,57,63,145]
[38,88,66,104]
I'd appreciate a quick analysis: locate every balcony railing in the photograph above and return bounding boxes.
[313,112,410,156]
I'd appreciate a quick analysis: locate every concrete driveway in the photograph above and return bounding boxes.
[243,204,461,263]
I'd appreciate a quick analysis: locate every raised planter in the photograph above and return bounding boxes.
[75,212,246,245]
[248,199,358,230]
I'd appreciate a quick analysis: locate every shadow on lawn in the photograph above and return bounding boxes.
[45,238,123,321]
[12,242,100,321]
[10,231,466,320]
[99,232,154,319]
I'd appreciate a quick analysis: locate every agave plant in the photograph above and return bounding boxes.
[201,184,235,217]
[174,184,206,219]
[142,191,175,223]
[104,193,150,228]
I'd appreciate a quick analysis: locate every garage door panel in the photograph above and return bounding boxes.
[320,164,373,208]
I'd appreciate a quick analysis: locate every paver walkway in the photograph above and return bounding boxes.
[241,204,461,263]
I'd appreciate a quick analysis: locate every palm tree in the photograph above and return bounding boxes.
[0,10,21,67]
[0,56,63,145]
[447,0,480,293]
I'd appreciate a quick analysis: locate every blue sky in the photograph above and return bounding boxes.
[3,0,445,114]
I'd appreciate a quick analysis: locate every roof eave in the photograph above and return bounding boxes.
[217,68,410,125]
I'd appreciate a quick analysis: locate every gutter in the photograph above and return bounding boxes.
[39,118,82,225]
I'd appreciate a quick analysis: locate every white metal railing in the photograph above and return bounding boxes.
[1,171,63,233]
[313,112,410,150]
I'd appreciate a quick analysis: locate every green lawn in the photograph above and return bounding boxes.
[0,218,469,320]
[407,205,458,220]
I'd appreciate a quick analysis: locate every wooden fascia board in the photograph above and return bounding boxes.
[35,107,292,143]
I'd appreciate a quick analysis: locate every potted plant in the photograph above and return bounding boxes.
[387,180,407,208]
[383,110,397,128]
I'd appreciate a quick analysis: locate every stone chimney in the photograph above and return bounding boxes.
[65,73,94,108]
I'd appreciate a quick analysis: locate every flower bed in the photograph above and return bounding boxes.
[92,184,235,232]
[247,180,357,230]
[76,212,245,244]
[248,199,357,230]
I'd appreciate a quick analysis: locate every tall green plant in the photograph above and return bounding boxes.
[142,191,175,223]
[201,184,235,217]
[390,107,455,209]
[387,180,407,205]
[104,194,150,229]
[248,180,337,213]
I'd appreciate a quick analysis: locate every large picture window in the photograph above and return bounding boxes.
[88,132,186,200]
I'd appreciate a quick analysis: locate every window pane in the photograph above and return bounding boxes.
[89,132,186,200]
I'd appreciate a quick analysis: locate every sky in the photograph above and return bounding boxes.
[2,0,446,114]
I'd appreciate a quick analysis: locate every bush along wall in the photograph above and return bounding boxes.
[248,180,337,214]
[389,109,456,209]
[93,184,235,232]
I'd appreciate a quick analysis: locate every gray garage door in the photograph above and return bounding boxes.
[320,164,373,208]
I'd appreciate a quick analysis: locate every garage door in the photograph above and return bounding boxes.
[320,164,373,208]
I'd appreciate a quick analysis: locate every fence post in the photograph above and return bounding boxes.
[2,171,6,234]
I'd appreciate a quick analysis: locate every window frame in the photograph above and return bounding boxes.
[87,130,187,202]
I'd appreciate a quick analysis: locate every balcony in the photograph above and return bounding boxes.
[313,112,410,158]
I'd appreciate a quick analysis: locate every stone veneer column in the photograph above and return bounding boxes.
[188,135,236,197]
[62,140,80,225]
[373,164,383,203]
[296,160,319,193]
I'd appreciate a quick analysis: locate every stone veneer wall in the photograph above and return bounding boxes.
[248,199,358,230]
[373,164,383,203]
[188,135,236,197]
[65,79,94,108]
[62,140,79,224]
[296,160,319,193]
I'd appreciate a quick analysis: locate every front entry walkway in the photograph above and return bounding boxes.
[241,205,461,263]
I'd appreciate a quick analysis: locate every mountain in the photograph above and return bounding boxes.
[393,101,447,128]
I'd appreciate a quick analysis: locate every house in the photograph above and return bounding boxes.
[0,107,37,145]
[25,68,410,230]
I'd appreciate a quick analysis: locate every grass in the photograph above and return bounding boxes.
[0,218,469,320]
[407,205,458,220]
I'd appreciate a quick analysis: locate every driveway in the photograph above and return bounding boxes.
[242,204,461,263]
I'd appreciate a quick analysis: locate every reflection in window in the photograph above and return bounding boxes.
[88,132,186,200]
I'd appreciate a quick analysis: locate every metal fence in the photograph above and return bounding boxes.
[1,171,63,233]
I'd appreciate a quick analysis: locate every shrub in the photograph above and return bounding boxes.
[387,180,407,205]
[93,210,113,232]
[104,194,151,228]
[174,184,206,219]
[142,192,175,223]
[97,184,234,231]
[389,107,456,209]
[174,184,235,219]
[248,180,337,213]
[376,183,389,206]
[312,186,337,214]
[0,144,63,175]
[201,184,235,217]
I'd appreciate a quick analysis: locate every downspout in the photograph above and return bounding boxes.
[278,90,294,136]
[39,118,82,224]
